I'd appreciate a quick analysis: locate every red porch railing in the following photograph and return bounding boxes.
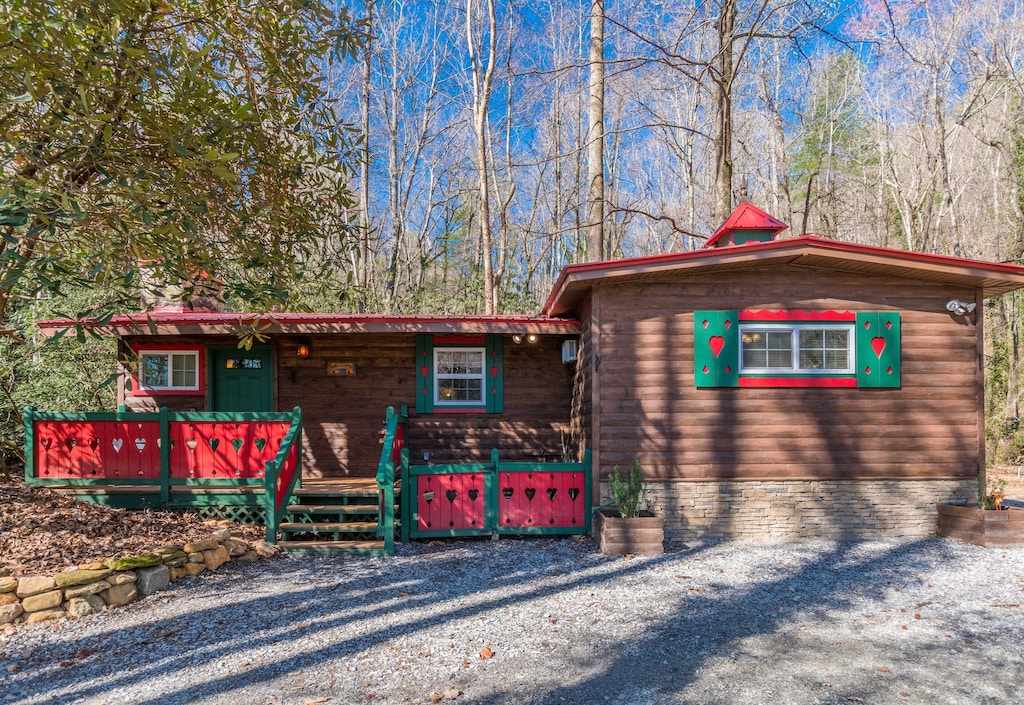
[23,406,302,540]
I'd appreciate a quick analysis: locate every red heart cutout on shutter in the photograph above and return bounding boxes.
[708,335,725,358]
[871,337,886,358]
[490,366,498,378]
[419,366,429,378]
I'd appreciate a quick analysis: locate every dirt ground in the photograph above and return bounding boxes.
[986,465,1024,499]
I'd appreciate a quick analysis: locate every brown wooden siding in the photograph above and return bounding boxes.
[591,267,982,482]
[569,295,593,463]
[121,332,573,478]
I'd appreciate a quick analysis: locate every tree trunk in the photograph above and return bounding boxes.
[585,0,605,262]
[713,0,736,224]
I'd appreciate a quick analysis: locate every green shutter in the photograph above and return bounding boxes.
[415,334,433,413]
[855,312,901,388]
[694,310,739,388]
[485,334,504,413]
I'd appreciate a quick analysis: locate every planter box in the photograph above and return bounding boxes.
[936,503,1024,547]
[594,509,664,556]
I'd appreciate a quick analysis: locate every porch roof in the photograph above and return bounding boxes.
[36,311,581,337]
[543,235,1024,316]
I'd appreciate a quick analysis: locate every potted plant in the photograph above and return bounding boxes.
[594,457,664,555]
[937,473,1024,547]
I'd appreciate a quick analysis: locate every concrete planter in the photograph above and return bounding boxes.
[936,503,1024,547]
[594,509,664,556]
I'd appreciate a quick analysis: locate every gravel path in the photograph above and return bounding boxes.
[2,536,1022,705]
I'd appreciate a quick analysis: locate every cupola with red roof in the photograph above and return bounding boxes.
[703,202,789,248]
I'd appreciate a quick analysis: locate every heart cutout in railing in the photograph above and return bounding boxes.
[134,438,146,452]
[209,438,220,452]
[64,437,76,450]
[567,487,580,501]
[546,488,557,501]
[254,437,267,452]
[502,487,514,500]
[468,489,479,502]
[445,489,457,503]
[111,438,123,453]
[88,438,99,450]
[423,490,435,504]
[40,438,52,450]
[524,487,536,501]
[231,438,244,453]
[185,437,198,451]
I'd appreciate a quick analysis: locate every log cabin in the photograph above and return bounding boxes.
[32,203,1024,545]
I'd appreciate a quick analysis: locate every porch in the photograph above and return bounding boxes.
[23,405,592,556]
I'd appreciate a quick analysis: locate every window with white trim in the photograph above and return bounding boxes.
[740,324,853,374]
[139,351,200,391]
[434,347,485,406]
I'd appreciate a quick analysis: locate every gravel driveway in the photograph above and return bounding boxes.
[2,536,1022,705]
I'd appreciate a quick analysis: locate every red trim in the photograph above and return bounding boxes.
[543,234,1024,315]
[130,343,205,397]
[739,377,857,388]
[432,408,488,414]
[739,309,856,321]
[434,334,486,344]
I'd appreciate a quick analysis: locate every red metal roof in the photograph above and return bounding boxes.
[703,202,789,248]
[36,310,581,337]
[543,234,1024,316]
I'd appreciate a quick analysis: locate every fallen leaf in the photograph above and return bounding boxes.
[877,666,891,673]
[479,647,494,660]
[303,698,329,705]
[441,687,461,699]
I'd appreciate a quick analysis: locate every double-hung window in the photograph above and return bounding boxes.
[740,324,853,375]
[434,347,486,407]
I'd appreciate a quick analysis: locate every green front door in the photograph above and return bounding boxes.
[211,345,274,412]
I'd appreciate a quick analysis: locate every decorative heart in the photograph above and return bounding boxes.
[546,488,557,501]
[886,366,893,375]
[88,438,99,450]
[524,487,536,501]
[724,320,731,329]
[209,438,220,452]
[420,366,429,378]
[468,489,479,502]
[871,337,886,358]
[445,489,458,503]
[864,366,871,374]
[64,437,76,450]
[702,319,709,328]
[864,320,871,329]
[254,437,267,452]
[423,490,435,504]
[502,487,514,500]
[185,437,198,451]
[708,335,725,358]
[134,438,146,452]
[886,320,893,329]
[41,438,52,450]
[231,438,244,453]
[567,487,580,501]
[111,438,123,453]
[490,366,499,378]
[702,365,709,374]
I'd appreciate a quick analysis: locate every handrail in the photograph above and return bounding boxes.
[264,406,303,544]
[375,404,408,555]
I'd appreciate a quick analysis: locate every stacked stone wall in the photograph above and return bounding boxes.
[0,526,278,629]
[623,479,976,542]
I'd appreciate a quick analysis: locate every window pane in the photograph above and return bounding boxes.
[436,350,482,375]
[171,353,197,388]
[799,328,849,371]
[742,330,793,369]
[141,354,169,388]
[437,377,482,402]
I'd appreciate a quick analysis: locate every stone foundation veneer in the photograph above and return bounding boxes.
[630,479,976,541]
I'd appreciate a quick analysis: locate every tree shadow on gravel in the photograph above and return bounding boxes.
[4,537,1000,705]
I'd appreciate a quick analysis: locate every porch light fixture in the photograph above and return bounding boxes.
[512,334,523,344]
[946,299,976,316]
[512,334,539,344]
[526,334,539,344]
[296,342,311,358]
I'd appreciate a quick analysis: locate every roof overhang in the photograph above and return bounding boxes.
[544,235,1024,316]
[36,312,581,338]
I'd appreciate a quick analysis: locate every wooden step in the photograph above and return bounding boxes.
[277,539,386,555]
[293,487,377,499]
[279,521,377,533]
[286,504,378,515]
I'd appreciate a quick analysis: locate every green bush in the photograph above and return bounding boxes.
[609,457,644,518]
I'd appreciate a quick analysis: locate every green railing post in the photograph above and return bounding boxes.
[583,449,593,531]
[264,459,278,544]
[159,407,171,506]
[489,448,500,539]
[400,447,411,544]
[23,406,35,484]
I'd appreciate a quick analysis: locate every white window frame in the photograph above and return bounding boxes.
[739,323,854,375]
[138,350,200,391]
[433,346,486,407]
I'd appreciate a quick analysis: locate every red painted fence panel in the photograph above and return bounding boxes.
[416,472,487,532]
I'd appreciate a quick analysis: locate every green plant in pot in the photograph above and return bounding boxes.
[596,456,663,555]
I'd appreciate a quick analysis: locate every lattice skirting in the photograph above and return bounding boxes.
[176,505,267,526]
